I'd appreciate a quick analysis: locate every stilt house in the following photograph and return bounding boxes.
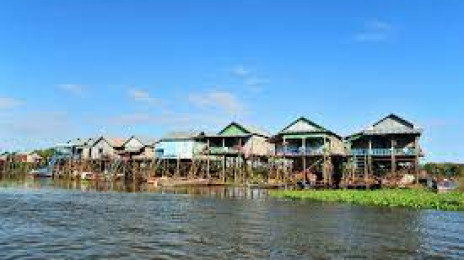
[272,117,345,185]
[345,114,423,179]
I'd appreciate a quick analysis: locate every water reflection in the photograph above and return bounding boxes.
[0,178,463,259]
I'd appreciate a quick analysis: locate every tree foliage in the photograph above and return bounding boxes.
[423,163,464,177]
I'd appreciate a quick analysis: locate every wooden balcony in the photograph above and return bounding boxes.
[276,146,324,156]
[208,146,242,155]
[350,148,416,156]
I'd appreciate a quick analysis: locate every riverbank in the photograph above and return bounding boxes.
[270,189,464,211]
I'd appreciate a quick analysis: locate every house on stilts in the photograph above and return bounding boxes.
[204,122,272,183]
[90,136,126,160]
[344,114,423,186]
[271,117,345,186]
[154,131,207,177]
[67,138,95,160]
[121,136,157,160]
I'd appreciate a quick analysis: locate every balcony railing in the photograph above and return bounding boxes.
[276,147,324,156]
[208,146,242,155]
[350,148,416,156]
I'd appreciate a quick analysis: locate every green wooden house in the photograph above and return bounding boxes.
[272,117,345,157]
[206,122,272,158]
[271,117,345,185]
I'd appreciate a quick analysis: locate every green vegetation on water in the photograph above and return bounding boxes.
[270,189,464,211]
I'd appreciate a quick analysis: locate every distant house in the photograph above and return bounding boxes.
[15,152,43,163]
[121,136,157,160]
[345,113,423,176]
[90,136,126,160]
[206,122,272,158]
[67,138,95,160]
[155,131,206,160]
[0,153,7,162]
[271,117,345,184]
[272,117,345,157]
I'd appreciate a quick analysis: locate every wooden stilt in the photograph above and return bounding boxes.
[176,156,180,177]
[391,138,397,176]
[302,138,306,183]
[206,139,211,179]
[222,137,226,183]
[367,137,372,186]
[415,136,420,184]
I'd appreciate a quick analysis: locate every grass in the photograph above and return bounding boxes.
[270,188,464,211]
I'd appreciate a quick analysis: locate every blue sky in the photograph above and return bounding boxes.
[0,0,463,162]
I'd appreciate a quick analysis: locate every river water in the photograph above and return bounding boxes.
[0,178,463,259]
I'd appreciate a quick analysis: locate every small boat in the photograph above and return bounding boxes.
[29,168,52,178]
[437,179,458,193]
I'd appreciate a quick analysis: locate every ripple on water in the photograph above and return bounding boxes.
[1,182,464,259]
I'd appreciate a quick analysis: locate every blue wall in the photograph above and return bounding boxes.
[155,140,200,159]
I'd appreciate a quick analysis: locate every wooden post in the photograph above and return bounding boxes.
[323,136,327,185]
[415,136,420,184]
[246,138,251,183]
[367,137,372,185]
[302,138,306,183]
[176,155,180,177]
[237,138,242,183]
[283,137,287,184]
[222,138,226,182]
[391,138,396,176]
[206,139,210,179]
[222,155,226,183]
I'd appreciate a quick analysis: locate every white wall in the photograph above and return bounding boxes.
[91,139,120,160]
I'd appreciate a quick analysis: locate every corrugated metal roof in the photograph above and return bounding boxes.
[345,114,422,139]
[68,137,95,147]
[219,122,271,138]
[279,117,329,134]
[160,131,205,141]
[123,136,158,147]
[240,124,271,138]
[276,117,342,139]
[91,136,126,148]
[107,137,126,148]
[363,128,422,135]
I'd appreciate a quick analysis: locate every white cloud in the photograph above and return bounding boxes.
[353,19,394,43]
[0,111,75,150]
[109,113,153,125]
[189,90,244,116]
[0,97,22,109]
[128,88,161,106]
[231,65,250,78]
[109,112,205,127]
[230,65,269,92]
[367,20,393,31]
[58,84,85,97]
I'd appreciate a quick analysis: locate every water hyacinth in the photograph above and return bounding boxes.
[270,189,464,211]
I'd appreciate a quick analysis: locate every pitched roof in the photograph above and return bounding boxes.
[160,131,205,141]
[92,136,126,148]
[365,114,422,135]
[346,114,422,138]
[122,135,158,147]
[68,137,95,147]
[279,117,327,134]
[276,116,341,139]
[107,137,126,148]
[218,122,271,138]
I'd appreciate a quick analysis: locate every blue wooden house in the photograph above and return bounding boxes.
[155,131,206,160]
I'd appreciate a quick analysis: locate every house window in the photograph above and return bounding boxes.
[155,149,164,158]
[99,148,103,154]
